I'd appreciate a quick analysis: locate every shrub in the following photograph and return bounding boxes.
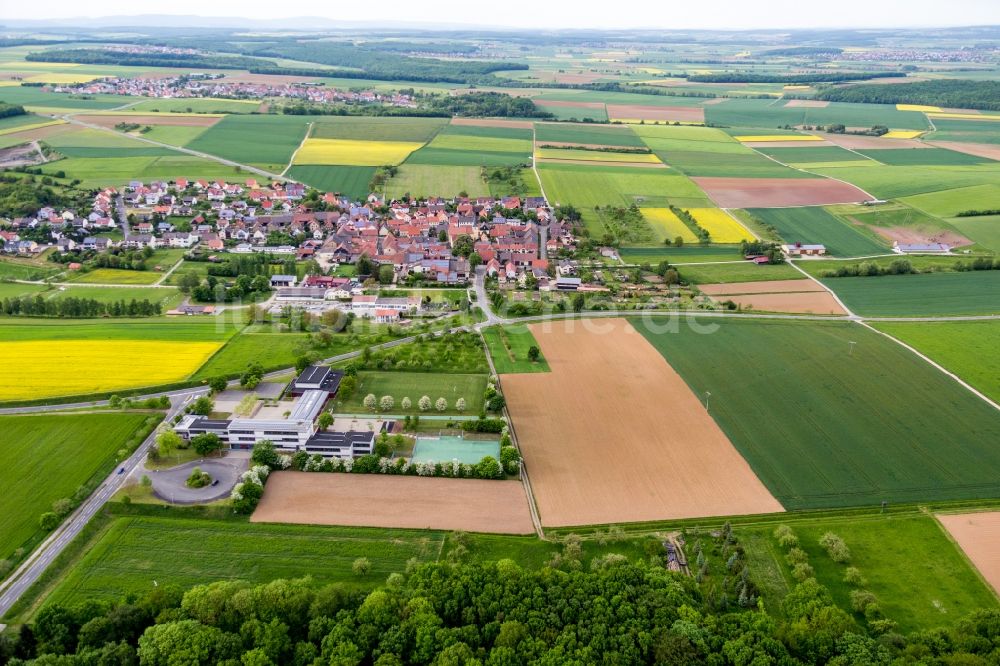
[791,562,814,582]
[843,567,867,587]
[785,547,808,566]
[186,467,211,489]
[39,512,60,531]
[773,525,799,548]
[819,532,851,563]
[850,589,878,614]
[353,557,371,576]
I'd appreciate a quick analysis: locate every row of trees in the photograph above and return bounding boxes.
[0,296,162,318]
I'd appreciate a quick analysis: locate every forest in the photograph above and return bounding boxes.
[815,79,1000,111]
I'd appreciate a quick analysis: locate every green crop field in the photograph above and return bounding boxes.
[534,102,608,121]
[384,165,490,198]
[310,116,447,142]
[0,413,150,564]
[185,115,310,171]
[533,122,644,147]
[45,286,182,308]
[927,118,1000,145]
[0,258,60,281]
[656,149,809,178]
[634,318,1000,509]
[139,124,212,146]
[40,155,244,188]
[482,325,550,373]
[705,98,929,131]
[332,371,487,414]
[949,214,1000,252]
[857,147,994,167]
[128,98,262,114]
[41,516,447,607]
[0,318,239,343]
[287,165,376,200]
[822,271,1000,316]
[756,145,876,166]
[487,167,542,198]
[678,261,802,284]
[812,164,1000,199]
[873,321,1000,403]
[0,282,47,300]
[743,514,998,633]
[537,163,710,212]
[901,184,1000,218]
[748,207,888,257]
[793,254,968,278]
[0,87,131,111]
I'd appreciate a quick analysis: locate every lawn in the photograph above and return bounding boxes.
[748,207,888,257]
[287,165,376,201]
[0,413,151,564]
[634,317,1000,509]
[678,261,803,284]
[822,271,1000,317]
[482,325,550,373]
[40,516,446,607]
[385,165,490,199]
[332,371,488,415]
[873,321,1000,403]
[742,514,998,632]
[67,268,164,285]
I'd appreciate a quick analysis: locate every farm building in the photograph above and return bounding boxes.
[894,242,952,254]
[782,243,827,257]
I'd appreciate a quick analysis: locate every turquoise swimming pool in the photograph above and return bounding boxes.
[411,436,500,464]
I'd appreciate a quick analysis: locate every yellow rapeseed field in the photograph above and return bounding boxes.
[897,104,942,112]
[24,73,103,84]
[641,208,698,243]
[927,112,1000,122]
[882,131,926,139]
[0,340,223,400]
[734,135,824,142]
[687,208,755,243]
[293,138,424,166]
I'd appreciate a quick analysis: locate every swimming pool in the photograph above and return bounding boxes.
[411,436,500,465]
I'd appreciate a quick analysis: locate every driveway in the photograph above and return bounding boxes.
[148,457,248,504]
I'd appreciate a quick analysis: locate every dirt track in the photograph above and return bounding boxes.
[252,471,536,534]
[502,318,783,526]
[692,176,870,207]
[937,512,1000,594]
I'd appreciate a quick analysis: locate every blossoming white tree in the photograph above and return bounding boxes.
[435,397,447,412]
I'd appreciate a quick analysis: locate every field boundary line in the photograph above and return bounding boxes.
[858,320,1000,413]
[282,121,314,177]
[478,328,544,538]
[786,259,857,317]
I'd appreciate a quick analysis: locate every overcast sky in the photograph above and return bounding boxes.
[5,0,1000,30]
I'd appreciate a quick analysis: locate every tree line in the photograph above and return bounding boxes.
[0,295,162,318]
[25,49,266,71]
[687,71,903,84]
[0,102,26,119]
[815,79,1000,112]
[4,555,1000,664]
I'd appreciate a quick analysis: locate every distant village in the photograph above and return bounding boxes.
[51,74,418,108]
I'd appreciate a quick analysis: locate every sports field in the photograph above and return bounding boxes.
[503,319,782,526]
[332,371,487,415]
[0,413,150,563]
[822,271,1000,317]
[873,321,1000,403]
[252,472,535,534]
[634,318,1000,509]
[748,207,888,257]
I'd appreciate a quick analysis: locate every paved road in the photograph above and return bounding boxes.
[0,393,197,619]
[148,458,247,504]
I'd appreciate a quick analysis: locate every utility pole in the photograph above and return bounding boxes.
[849,341,857,357]
[704,391,712,411]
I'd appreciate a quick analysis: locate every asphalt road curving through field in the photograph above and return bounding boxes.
[148,457,248,504]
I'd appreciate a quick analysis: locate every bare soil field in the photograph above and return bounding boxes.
[819,133,931,150]
[502,318,782,526]
[938,512,1000,594]
[785,99,830,108]
[716,291,847,315]
[251,471,535,534]
[450,117,535,130]
[0,141,46,168]
[607,104,705,123]
[75,114,222,128]
[869,224,971,247]
[693,177,871,207]
[698,279,825,295]
[926,141,1000,161]
[222,72,321,85]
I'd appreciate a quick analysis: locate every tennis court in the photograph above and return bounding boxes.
[411,436,500,464]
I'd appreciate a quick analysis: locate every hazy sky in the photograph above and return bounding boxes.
[5,0,1000,30]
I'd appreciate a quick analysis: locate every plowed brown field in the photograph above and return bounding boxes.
[607,104,705,123]
[252,472,535,534]
[502,318,783,526]
[938,512,1000,594]
[75,114,222,127]
[693,177,871,207]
